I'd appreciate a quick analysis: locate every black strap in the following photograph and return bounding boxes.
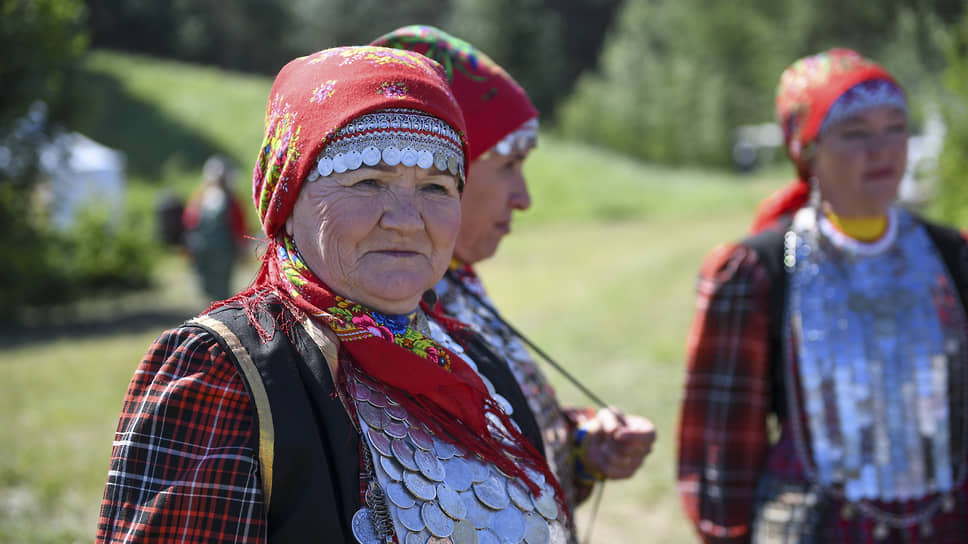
[741,227,789,419]
[921,218,968,302]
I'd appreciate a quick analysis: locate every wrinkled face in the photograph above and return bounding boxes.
[454,147,533,264]
[812,105,908,217]
[287,164,461,314]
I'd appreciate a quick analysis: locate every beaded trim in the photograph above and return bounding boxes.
[307,108,465,185]
[819,79,907,136]
[488,118,538,157]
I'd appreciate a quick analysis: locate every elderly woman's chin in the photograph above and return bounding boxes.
[340,256,446,314]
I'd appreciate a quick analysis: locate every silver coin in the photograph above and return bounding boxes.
[460,490,490,529]
[392,438,419,471]
[466,456,490,483]
[523,513,550,544]
[442,456,473,492]
[404,470,438,501]
[507,480,534,512]
[422,501,455,538]
[367,427,393,457]
[406,530,430,544]
[415,448,446,482]
[351,507,381,544]
[366,392,388,409]
[409,426,434,451]
[385,481,416,509]
[398,502,426,532]
[435,438,458,459]
[436,482,466,520]
[533,491,558,520]
[357,401,390,429]
[386,402,408,421]
[473,479,510,510]
[381,455,405,481]
[476,528,500,544]
[386,421,410,439]
[452,519,479,544]
[349,380,371,402]
[488,504,525,543]
[523,467,545,486]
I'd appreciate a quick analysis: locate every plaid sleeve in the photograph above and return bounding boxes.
[97,327,266,543]
[677,243,773,544]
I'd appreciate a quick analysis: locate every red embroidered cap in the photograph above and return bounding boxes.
[371,26,539,163]
[253,46,468,237]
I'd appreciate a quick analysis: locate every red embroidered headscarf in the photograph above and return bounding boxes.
[750,48,903,234]
[371,25,539,164]
[232,46,563,504]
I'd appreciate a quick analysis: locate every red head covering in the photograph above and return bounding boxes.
[371,25,539,164]
[253,46,468,237]
[750,49,901,234]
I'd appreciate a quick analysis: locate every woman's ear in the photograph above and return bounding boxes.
[285,215,294,237]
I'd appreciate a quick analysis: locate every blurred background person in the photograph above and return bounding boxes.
[98,46,575,543]
[181,154,248,301]
[373,25,656,511]
[678,48,968,543]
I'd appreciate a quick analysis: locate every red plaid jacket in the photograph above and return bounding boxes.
[678,238,968,544]
[97,327,266,543]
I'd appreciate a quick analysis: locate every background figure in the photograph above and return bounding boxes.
[181,154,247,300]
[374,26,656,511]
[677,49,968,543]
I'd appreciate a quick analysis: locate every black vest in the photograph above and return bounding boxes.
[186,298,544,542]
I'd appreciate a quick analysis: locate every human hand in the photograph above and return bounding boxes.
[579,408,656,480]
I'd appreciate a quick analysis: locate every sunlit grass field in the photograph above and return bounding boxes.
[0,50,788,543]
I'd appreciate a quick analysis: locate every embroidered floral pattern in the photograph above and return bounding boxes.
[275,234,452,370]
[310,80,337,103]
[377,81,408,98]
[255,99,302,224]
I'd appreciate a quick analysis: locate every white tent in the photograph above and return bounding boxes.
[38,132,126,229]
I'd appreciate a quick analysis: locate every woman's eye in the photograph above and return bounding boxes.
[352,178,380,188]
[841,129,870,141]
[422,183,453,195]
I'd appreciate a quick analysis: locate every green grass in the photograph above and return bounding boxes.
[0,50,790,542]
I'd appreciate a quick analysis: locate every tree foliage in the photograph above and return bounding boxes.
[559,0,964,166]
[1,0,157,318]
[935,10,968,227]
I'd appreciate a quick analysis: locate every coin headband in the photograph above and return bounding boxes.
[478,118,538,162]
[307,108,465,187]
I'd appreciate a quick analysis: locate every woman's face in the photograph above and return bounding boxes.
[812,105,908,217]
[453,148,532,264]
[287,164,461,314]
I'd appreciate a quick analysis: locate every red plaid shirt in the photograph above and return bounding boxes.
[678,241,968,544]
[678,243,773,544]
[97,327,266,543]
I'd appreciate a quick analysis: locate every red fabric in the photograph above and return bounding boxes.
[678,244,774,543]
[97,328,265,544]
[749,179,810,234]
[252,46,468,237]
[371,25,538,163]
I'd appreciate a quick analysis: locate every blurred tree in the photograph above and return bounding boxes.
[559,0,964,166]
[1,0,157,319]
[935,9,968,227]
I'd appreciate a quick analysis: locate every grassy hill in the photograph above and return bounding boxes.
[0,50,788,542]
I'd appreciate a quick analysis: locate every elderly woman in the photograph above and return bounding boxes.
[97,46,573,544]
[678,48,968,543]
[372,26,656,510]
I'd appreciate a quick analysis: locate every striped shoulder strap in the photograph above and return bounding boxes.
[188,315,277,507]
